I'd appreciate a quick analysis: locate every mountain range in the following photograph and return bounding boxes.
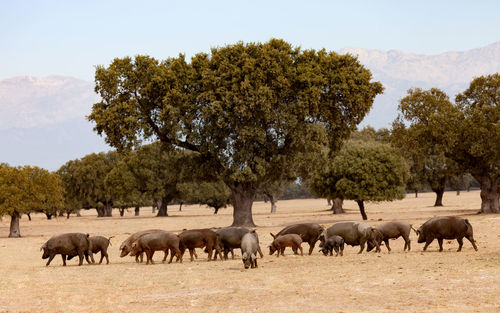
[1,41,499,170]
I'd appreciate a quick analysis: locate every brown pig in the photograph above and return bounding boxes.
[129,231,182,265]
[119,229,163,263]
[179,229,222,261]
[367,221,412,252]
[269,233,303,257]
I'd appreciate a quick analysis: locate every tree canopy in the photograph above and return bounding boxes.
[392,88,464,206]
[0,165,64,237]
[442,74,500,213]
[89,39,383,226]
[309,140,409,220]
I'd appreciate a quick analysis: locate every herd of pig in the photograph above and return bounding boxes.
[40,216,478,269]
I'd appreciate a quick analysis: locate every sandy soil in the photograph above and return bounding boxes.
[0,190,499,313]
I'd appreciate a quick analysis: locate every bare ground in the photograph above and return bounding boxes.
[0,190,499,313]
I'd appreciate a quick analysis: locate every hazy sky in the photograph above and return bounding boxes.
[1,0,499,81]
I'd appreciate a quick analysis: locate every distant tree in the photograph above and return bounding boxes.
[89,39,383,226]
[0,165,64,237]
[57,159,86,217]
[439,74,500,213]
[309,140,409,220]
[350,126,391,143]
[259,180,289,213]
[58,151,119,217]
[179,181,232,214]
[26,168,65,220]
[392,88,463,206]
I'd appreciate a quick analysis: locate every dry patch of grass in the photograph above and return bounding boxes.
[0,190,499,312]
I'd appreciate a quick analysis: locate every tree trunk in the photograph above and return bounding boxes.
[152,201,157,214]
[478,176,500,213]
[214,207,220,214]
[9,211,21,238]
[76,209,81,217]
[96,207,105,217]
[331,197,345,214]
[433,188,444,207]
[45,213,53,220]
[266,193,277,214]
[156,198,169,217]
[179,202,183,212]
[119,208,125,217]
[415,190,418,198]
[230,183,257,227]
[456,189,460,196]
[104,203,113,217]
[134,206,140,216]
[58,211,64,217]
[27,213,31,221]
[66,212,70,219]
[327,198,332,206]
[356,200,368,220]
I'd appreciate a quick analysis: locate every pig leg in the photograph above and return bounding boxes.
[99,252,105,264]
[358,241,366,254]
[206,244,213,261]
[257,247,264,258]
[78,252,84,266]
[189,249,195,262]
[280,247,286,256]
[457,237,463,252]
[46,254,56,266]
[62,254,67,266]
[104,251,109,264]
[162,249,169,263]
[437,238,444,252]
[292,246,298,255]
[298,244,303,256]
[384,239,391,252]
[254,258,258,268]
[422,238,433,251]
[146,251,154,265]
[174,247,183,263]
[308,241,316,255]
[465,235,478,251]
[403,236,411,251]
[333,246,338,256]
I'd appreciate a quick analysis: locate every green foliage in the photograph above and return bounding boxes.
[58,151,119,215]
[392,88,463,202]
[351,126,391,143]
[0,165,30,217]
[89,39,383,225]
[309,140,409,206]
[0,165,64,219]
[179,181,231,213]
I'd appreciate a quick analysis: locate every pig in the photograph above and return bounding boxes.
[119,229,164,263]
[241,231,260,269]
[416,216,478,252]
[319,221,380,254]
[129,231,182,265]
[319,235,344,256]
[179,229,222,261]
[214,227,264,260]
[367,221,412,252]
[269,233,303,257]
[41,233,93,266]
[272,223,324,255]
[87,236,114,264]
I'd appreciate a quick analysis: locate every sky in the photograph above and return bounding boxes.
[1,0,500,81]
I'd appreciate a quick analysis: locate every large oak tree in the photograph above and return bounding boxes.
[392,88,464,206]
[89,39,383,226]
[446,74,500,213]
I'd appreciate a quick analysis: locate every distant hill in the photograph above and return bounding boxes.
[339,41,500,127]
[1,41,499,170]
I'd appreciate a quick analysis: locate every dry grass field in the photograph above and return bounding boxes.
[0,190,499,313]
